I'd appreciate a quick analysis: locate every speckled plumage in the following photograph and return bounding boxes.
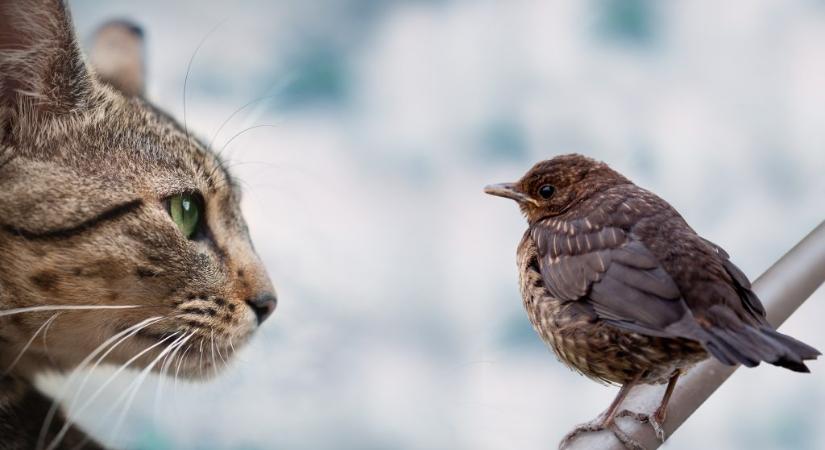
[517,230,706,386]
[486,153,819,448]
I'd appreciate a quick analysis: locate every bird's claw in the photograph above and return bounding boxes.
[616,409,666,442]
[558,417,646,450]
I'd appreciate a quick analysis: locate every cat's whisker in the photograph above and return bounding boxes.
[73,330,180,416]
[204,121,285,193]
[208,84,292,173]
[107,333,191,445]
[172,341,194,415]
[41,311,60,366]
[3,313,60,375]
[63,317,168,418]
[161,333,188,376]
[153,336,179,415]
[214,335,230,373]
[214,334,228,367]
[51,332,181,450]
[210,331,218,378]
[153,332,191,420]
[218,159,288,172]
[207,160,289,193]
[174,339,194,386]
[182,19,227,146]
[219,340,231,371]
[216,80,289,162]
[207,77,293,155]
[198,338,205,379]
[58,328,141,433]
[0,304,141,318]
[227,336,250,365]
[41,317,166,450]
[217,124,280,159]
[171,346,183,414]
[37,316,164,450]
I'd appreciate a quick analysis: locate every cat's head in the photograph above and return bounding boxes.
[0,0,276,380]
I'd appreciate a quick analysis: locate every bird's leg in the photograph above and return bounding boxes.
[559,375,645,450]
[617,370,680,442]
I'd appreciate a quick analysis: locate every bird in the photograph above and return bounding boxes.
[484,154,820,449]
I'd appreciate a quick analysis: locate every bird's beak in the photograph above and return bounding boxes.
[484,183,538,206]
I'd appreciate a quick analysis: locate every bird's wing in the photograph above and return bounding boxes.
[700,237,767,321]
[531,223,697,338]
[531,222,819,370]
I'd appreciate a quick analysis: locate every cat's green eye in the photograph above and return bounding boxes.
[168,193,201,238]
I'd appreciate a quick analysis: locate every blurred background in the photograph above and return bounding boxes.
[55,0,825,448]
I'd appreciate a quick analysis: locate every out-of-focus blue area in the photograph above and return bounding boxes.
[61,1,825,449]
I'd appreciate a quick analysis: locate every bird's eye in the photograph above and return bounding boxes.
[538,184,556,199]
[167,193,201,239]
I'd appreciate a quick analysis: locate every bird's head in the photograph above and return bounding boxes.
[484,154,629,223]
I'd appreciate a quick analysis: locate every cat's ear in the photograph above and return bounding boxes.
[0,0,94,119]
[89,21,146,97]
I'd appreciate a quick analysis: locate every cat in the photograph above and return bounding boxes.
[0,1,277,448]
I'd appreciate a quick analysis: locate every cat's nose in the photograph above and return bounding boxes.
[246,293,277,325]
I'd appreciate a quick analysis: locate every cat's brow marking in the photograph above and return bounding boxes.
[0,199,143,240]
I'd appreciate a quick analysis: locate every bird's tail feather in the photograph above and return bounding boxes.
[703,325,820,373]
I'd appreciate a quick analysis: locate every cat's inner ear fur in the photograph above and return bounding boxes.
[89,20,146,97]
[0,0,94,136]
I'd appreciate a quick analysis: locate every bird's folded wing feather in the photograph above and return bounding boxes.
[531,223,698,338]
[700,237,767,320]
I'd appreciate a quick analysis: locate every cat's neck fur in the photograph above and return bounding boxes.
[0,376,102,450]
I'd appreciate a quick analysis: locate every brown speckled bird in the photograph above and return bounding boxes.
[485,154,820,449]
